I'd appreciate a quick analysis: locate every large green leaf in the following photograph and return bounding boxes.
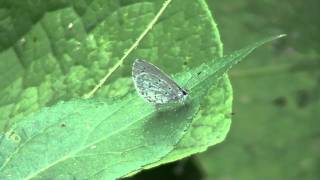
[0,0,223,129]
[0,0,225,179]
[0,34,283,179]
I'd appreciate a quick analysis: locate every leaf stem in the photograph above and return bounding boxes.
[83,0,173,99]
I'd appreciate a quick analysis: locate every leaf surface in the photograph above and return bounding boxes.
[0,35,283,179]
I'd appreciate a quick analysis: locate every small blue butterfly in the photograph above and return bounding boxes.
[132,59,188,105]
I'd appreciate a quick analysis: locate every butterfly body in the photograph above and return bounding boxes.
[132,59,188,105]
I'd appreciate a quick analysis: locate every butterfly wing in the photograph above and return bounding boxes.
[132,59,187,104]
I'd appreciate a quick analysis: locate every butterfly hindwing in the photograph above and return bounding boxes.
[132,59,187,105]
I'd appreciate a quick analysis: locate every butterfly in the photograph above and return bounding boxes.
[132,59,188,105]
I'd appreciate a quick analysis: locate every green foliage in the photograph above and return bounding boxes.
[0,0,284,179]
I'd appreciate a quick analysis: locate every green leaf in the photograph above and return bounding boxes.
[0,34,284,179]
[0,0,223,130]
[0,0,225,179]
[0,97,199,179]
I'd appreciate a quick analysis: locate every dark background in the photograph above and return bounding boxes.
[129,0,320,179]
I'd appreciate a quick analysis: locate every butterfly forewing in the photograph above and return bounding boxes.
[132,59,187,105]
